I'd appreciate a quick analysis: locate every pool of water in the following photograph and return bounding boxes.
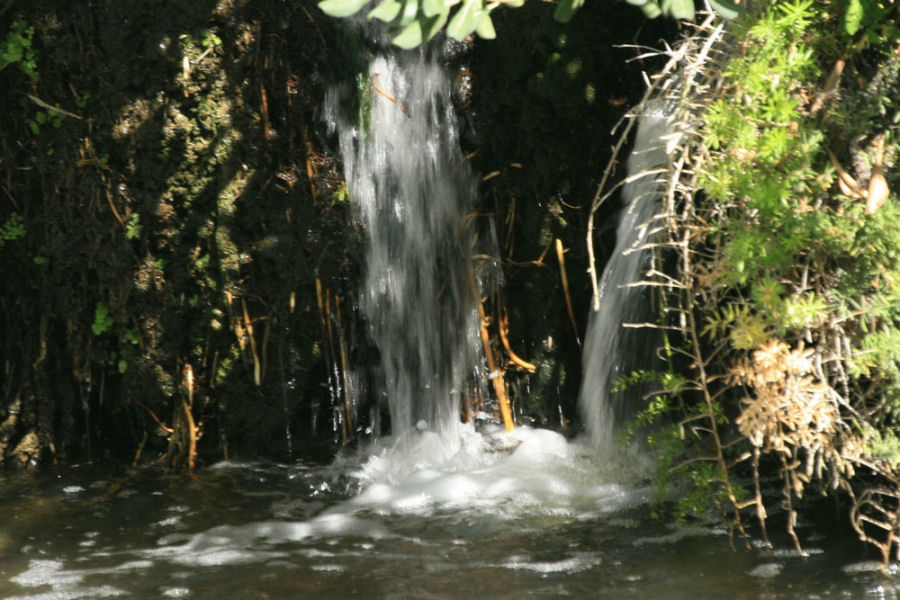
[0,426,895,599]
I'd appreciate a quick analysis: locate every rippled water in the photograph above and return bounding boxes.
[0,427,894,599]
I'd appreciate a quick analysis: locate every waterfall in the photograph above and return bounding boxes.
[325,42,481,439]
[579,100,672,452]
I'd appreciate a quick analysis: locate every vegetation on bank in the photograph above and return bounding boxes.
[0,1,366,469]
[613,0,900,561]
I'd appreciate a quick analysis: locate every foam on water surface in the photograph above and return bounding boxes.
[0,429,893,600]
[136,426,653,570]
[337,425,654,519]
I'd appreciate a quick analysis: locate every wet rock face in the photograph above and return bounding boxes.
[0,0,362,467]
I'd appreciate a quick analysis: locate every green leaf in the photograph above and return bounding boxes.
[421,0,445,18]
[707,0,741,19]
[393,13,448,50]
[369,0,404,21]
[641,0,662,17]
[399,0,421,26]
[422,11,449,40]
[92,302,114,336]
[318,0,370,18]
[393,13,448,47]
[447,0,484,39]
[843,0,864,36]
[668,0,694,20]
[553,0,584,23]
[393,17,425,47]
[476,12,496,38]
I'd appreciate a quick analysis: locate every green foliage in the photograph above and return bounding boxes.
[657,0,900,550]
[0,20,37,79]
[317,0,740,48]
[614,369,687,442]
[627,0,698,20]
[0,212,26,249]
[865,430,900,468]
[28,108,65,136]
[842,0,900,41]
[91,302,114,336]
[201,29,222,49]
[125,213,142,240]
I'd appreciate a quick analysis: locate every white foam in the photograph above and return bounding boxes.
[749,562,782,578]
[339,425,653,519]
[38,424,652,582]
[502,554,602,574]
[143,513,391,567]
[8,559,126,600]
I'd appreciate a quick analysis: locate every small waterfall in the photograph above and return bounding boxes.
[579,100,672,452]
[325,41,480,439]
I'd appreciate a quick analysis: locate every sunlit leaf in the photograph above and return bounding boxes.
[476,13,496,39]
[369,0,403,21]
[422,11,449,40]
[641,0,662,17]
[707,0,742,19]
[422,0,445,18]
[843,0,864,35]
[399,0,421,26]
[447,0,484,39]
[318,0,370,18]
[669,0,694,20]
[393,18,425,48]
[553,0,585,23]
[393,13,448,47]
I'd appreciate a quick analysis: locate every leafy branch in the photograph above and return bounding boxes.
[317,0,742,48]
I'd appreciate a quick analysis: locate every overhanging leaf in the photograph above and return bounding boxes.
[422,0,446,18]
[447,0,485,39]
[843,0,864,36]
[318,0,370,18]
[393,18,425,48]
[476,12,496,38]
[399,0,421,26]
[369,0,404,21]
[669,0,694,20]
[393,12,448,47]
[641,0,662,17]
[707,0,741,19]
[553,0,585,23]
[422,11,449,40]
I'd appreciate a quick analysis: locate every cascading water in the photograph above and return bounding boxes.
[579,100,672,452]
[325,40,481,440]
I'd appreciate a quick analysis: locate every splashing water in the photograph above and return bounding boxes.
[579,100,673,453]
[325,43,481,440]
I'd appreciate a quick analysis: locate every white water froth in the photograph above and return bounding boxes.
[341,426,653,518]
[7,557,149,599]
[123,427,653,570]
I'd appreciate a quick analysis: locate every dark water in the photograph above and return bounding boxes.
[0,428,895,599]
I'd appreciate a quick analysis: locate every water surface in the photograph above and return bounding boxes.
[0,427,893,599]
